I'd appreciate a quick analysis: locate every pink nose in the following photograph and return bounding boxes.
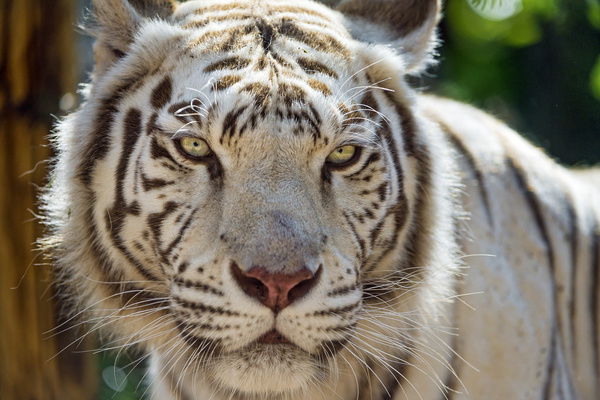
[231,264,321,313]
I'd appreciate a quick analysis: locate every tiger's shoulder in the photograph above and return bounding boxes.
[419,95,600,399]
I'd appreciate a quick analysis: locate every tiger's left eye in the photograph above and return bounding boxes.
[326,145,357,165]
[178,137,212,158]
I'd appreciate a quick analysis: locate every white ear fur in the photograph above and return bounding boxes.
[337,0,440,73]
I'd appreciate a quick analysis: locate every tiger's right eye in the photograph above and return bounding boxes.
[178,137,212,158]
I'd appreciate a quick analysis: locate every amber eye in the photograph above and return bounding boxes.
[326,145,357,165]
[178,137,211,158]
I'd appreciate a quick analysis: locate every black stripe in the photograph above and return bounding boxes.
[176,325,223,354]
[141,172,175,191]
[323,321,358,333]
[220,105,249,145]
[591,218,600,390]
[343,211,366,261]
[383,91,417,157]
[317,338,350,358]
[311,300,361,317]
[148,201,180,263]
[362,84,416,274]
[346,152,382,181]
[327,283,359,297]
[173,277,225,296]
[378,359,409,400]
[88,219,166,304]
[398,148,431,277]
[544,328,557,398]
[78,80,135,185]
[168,101,192,124]
[150,136,185,171]
[441,123,493,226]
[163,208,198,260]
[567,199,578,361]
[150,76,173,110]
[172,296,240,316]
[441,332,461,399]
[106,108,161,282]
[256,18,274,52]
[506,156,560,398]
[367,123,408,251]
[506,157,554,270]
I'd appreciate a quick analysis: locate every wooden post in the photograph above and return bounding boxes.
[0,0,98,398]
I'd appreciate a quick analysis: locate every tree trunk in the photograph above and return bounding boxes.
[0,0,98,398]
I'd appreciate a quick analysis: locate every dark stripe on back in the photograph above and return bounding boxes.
[506,157,554,271]
[151,76,173,110]
[567,200,578,359]
[441,122,493,226]
[591,218,600,390]
[506,156,559,397]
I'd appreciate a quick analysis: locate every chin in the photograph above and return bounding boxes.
[206,343,324,398]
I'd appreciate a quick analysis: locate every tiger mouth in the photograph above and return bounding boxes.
[257,329,291,344]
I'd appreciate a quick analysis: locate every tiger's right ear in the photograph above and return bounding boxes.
[91,0,177,71]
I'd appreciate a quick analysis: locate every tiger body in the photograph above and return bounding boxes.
[43,0,600,399]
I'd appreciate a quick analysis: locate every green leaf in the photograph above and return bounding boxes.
[590,54,600,101]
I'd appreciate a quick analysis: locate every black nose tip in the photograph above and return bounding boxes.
[231,263,322,313]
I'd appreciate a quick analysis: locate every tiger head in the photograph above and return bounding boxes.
[45,0,460,398]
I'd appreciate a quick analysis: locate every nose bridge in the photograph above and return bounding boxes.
[222,163,324,274]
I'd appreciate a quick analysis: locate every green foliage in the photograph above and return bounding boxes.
[592,55,600,100]
[433,0,600,165]
[98,352,149,400]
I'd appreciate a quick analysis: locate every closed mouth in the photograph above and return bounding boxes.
[257,329,291,344]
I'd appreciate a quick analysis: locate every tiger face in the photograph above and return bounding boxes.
[47,0,458,398]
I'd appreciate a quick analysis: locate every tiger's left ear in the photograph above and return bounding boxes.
[337,0,441,72]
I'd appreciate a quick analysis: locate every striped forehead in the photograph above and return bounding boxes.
[137,1,378,147]
[175,0,353,65]
[174,0,350,44]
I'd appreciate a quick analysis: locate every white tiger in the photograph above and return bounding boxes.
[42,0,600,399]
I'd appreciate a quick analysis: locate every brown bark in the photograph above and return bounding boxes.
[0,0,98,398]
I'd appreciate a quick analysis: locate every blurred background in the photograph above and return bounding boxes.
[0,0,598,398]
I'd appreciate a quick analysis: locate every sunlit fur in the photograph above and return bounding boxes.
[42,0,599,399]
